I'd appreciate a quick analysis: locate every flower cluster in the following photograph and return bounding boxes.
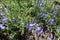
[26,0,58,39]
[0,0,60,40]
[0,4,8,29]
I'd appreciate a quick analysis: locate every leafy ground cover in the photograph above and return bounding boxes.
[0,0,60,40]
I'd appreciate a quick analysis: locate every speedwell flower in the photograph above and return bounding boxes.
[38,0,42,7]
[48,19,54,24]
[39,12,45,18]
[27,22,37,30]
[36,27,43,35]
[1,17,7,23]
[0,24,5,29]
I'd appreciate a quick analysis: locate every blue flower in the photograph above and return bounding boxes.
[27,22,37,30]
[38,0,42,7]
[39,12,45,18]
[38,2,42,7]
[36,27,43,35]
[53,8,56,14]
[32,23,37,26]
[1,17,7,23]
[27,23,32,30]
[48,19,54,24]
[47,33,53,40]
[4,7,8,12]
[31,29,34,33]
[49,34,53,38]
[0,24,5,29]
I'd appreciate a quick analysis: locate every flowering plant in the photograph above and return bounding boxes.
[0,0,60,40]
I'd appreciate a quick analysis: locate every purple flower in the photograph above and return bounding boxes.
[1,17,7,23]
[4,7,8,12]
[27,22,37,30]
[48,19,54,24]
[49,34,53,38]
[47,34,53,40]
[36,27,43,35]
[32,23,37,26]
[32,29,35,33]
[38,0,42,7]
[39,12,45,18]
[38,2,42,7]
[53,8,56,14]
[0,24,5,29]
[27,22,33,30]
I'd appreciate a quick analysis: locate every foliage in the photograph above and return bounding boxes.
[0,0,60,40]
